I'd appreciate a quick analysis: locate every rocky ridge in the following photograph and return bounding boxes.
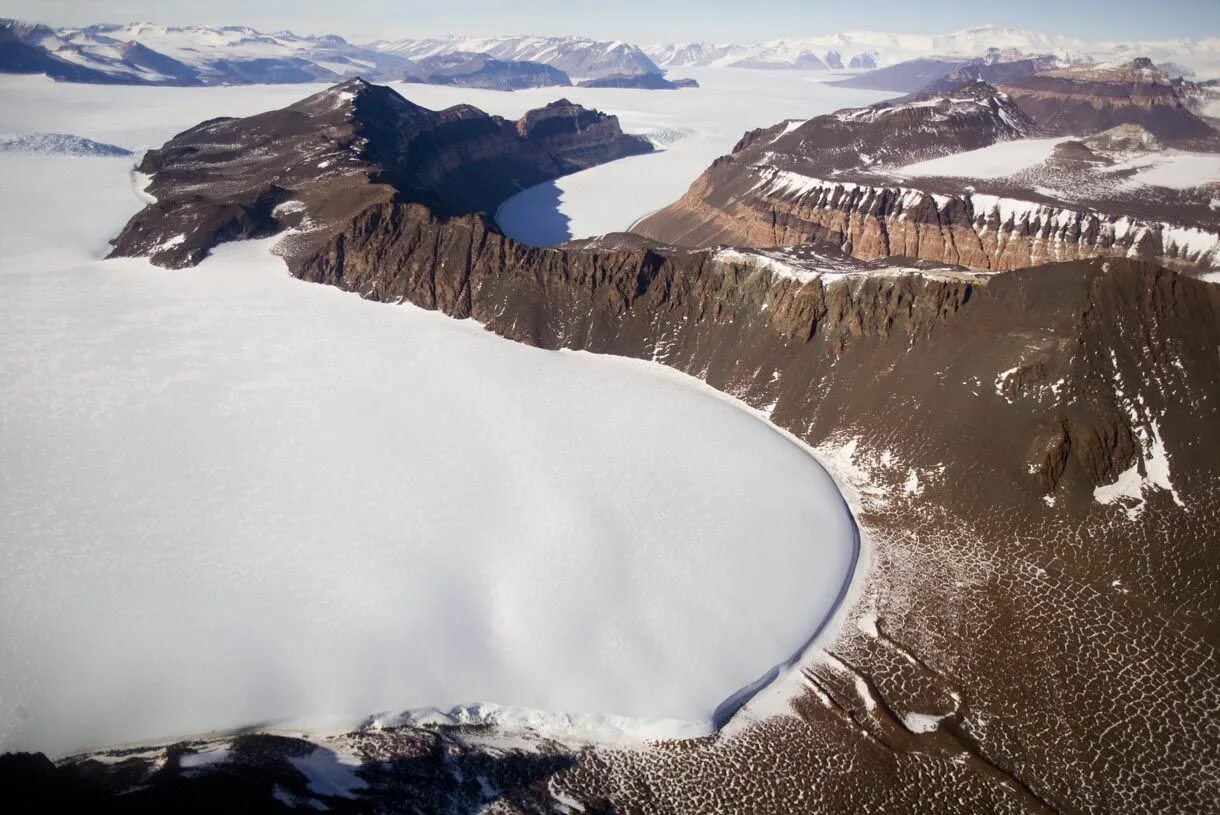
[576,72,693,90]
[634,82,1220,272]
[402,52,571,90]
[108,79,651,268]
[998,58,1217,144]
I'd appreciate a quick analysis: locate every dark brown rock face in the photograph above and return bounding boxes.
[999,59,1217,145]
[514,98,652,168]
[107,78,651,268]
[635,83,1219,273]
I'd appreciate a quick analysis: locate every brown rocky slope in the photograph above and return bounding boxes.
[634,82,1219,274]
[997,58,1216,145]
[8,80,1218,814]
[108,78,651,269]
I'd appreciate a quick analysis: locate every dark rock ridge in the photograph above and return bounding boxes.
[833,49,1063,94]
[635,82,1220,272]
[402,52,572,90]
[33,78,1218,814]
[997,58,1217,145]
[830,56,977,93]
[108,79,651,268]
[576,72,690,90]
[923,50,1062,93]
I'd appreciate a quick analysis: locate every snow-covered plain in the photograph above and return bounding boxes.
[894,137,1070,179]
[0,76,860,757]
[894,136,1220,192]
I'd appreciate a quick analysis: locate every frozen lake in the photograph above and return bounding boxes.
[0,74,860,757]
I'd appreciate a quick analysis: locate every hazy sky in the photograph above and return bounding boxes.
[3,0,1217,44]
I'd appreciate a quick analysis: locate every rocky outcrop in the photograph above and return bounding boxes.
[576,72,682,89]
[998,58,1217,144]
[402,52,572,90]
[513,99,651,168]
[637,168,1219,271]
[635,82,1220,273]
[108,79,651,268]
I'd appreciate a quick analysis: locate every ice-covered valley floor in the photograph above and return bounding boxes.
[0,75,865,757]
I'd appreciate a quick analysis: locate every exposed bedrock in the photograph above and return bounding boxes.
[635,166,1219,274]
[634,81,1219,274]
[107,79,651,269]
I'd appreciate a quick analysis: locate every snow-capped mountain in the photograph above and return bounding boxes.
[1,20,410,85]
[644,26,1220,78]
[372,35,661,79]
[642,42,748,69]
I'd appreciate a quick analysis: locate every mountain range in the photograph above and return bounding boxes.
[643,26,1220,78]
[4,20,1220,87]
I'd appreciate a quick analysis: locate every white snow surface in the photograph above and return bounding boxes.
[1108,151,1220,190]
[0,77,858,757]
[893,137,1071,179]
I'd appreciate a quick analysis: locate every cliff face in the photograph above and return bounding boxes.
[293,204,977,352]
[636,167,1219,272]
[634,83,1219,273]
[108,78,651,268]
[999,58,1216,144]
[513,98,652,168]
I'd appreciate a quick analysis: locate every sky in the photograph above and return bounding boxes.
[2,0,1217,44]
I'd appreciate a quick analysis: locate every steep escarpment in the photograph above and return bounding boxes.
[292,203,976,351]
[635,82,1220,273]
[637,168,1219,272]
[998,58,1217,145]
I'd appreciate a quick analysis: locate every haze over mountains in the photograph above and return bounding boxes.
[3,19,1220,87]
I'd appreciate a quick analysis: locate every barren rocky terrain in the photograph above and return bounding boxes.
[635,77,1220,274]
